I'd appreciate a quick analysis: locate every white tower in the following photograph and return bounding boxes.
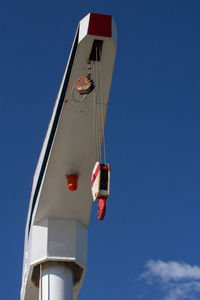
[21,13,117,300]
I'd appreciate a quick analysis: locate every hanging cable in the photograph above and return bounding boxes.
[90,40,110,222]
[93,61,98,163]
[92,62,96,164]
[91,41,107,164]
[99,48,106,164]
[95,45,101,162]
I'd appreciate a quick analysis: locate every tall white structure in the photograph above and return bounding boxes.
[21,13,117,300]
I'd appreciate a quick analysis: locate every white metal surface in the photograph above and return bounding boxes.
[39,262,73,300]
[33,32,116,228]
[21,12,117,300]
[31,219,87,267]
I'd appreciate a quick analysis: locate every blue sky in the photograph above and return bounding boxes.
[1,1,200,299]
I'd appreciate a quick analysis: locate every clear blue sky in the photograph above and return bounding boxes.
[1,1,200,299]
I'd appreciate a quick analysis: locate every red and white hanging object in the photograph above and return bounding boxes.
[91,162,110,220]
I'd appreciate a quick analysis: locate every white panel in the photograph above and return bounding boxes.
[30,218,88,268]
[47,219,76,259]
[78,13,90,43]
[31,219,48,264]
[75,221,88,267]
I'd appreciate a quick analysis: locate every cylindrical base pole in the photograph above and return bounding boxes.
[39,262,73,300]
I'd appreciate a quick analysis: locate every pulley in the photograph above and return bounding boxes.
[74,75,94,95]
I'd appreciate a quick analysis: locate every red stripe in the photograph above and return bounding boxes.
[91,163,100,188]
[88,13,112,38]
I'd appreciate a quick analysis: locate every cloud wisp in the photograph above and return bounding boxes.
[141,260,200,282]
[140,260,200,300]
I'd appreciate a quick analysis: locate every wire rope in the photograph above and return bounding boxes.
[99,49,106,164]
[93,61,98,163]
[92,42,107,164]
[95,45,101,162]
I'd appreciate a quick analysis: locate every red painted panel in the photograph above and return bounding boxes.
[88,13,112,38]
[91,163,100,188]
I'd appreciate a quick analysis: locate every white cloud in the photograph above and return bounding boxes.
[164,282,200,300]
[140,260,200,300]
[141,260,200,282]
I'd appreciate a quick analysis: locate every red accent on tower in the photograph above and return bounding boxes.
[88,13,112,38]
[67,174,78,191]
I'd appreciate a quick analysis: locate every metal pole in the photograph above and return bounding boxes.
[39,262,73,300]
